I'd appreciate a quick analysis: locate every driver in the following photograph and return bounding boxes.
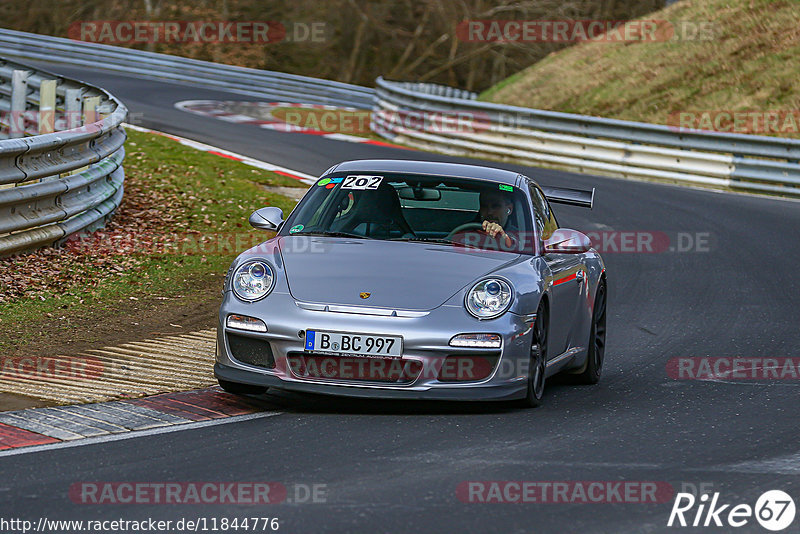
[478,189,516,248]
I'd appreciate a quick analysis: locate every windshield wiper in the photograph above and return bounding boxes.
[390,237,481,249]
[292,231,370,239]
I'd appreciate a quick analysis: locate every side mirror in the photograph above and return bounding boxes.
[544,229,592,254]
[249,207,284,231]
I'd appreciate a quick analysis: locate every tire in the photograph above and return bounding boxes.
[575,280,606,385]
[519,301,548,408]
[218,379,268,396]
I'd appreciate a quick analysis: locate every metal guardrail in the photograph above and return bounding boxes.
[0,57,126,256]
[0,29,375,109]
[398,82,477,101]
[3,30,795,200]
[373,77,800,197]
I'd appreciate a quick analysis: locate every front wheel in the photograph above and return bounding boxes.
[575,280,606,385]
[519,302,548,408]
[218,379,267,396]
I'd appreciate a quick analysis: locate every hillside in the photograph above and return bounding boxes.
[483,0,800,137]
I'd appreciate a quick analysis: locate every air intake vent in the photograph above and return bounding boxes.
[227,333,275,369]
[286,353,422,384]
[437,354,499,382]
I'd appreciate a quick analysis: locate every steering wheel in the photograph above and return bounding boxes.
[446,222,486,240]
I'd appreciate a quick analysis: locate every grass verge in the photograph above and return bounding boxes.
[482,0,800,137]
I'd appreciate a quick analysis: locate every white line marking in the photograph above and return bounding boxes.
[719,453,800,475]
[123,123,317,184]
[175,100,393,148]
[662,380,800,387]
[0,411,282,458]
[216,114,262,123]
[325,132,368,142]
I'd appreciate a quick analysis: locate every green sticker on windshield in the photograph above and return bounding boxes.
[499,184,514,192]
[317,178,331,187]
[289,224,304,233]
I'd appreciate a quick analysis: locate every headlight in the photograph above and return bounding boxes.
[232,260,275,301]
[465,278,513,319]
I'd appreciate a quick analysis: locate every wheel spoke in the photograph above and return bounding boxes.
[596,323,606,337]
[537,315,547,357]
[595,290,606,318]
[592,286,607,370]
[527,305,548,402]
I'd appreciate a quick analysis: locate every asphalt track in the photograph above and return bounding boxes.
[2,63,799,533]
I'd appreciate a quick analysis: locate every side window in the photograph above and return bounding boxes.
[528,183,547,238]
[528,182,558,240]
[542,195,558,239]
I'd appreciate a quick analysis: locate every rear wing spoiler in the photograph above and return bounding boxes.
[542,186,595,209]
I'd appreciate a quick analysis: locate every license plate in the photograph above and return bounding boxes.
[304,330,402,358]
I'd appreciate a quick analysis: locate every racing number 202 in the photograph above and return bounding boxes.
[342,175,383,190]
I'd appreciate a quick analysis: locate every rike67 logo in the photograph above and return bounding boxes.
[668,490,796,531]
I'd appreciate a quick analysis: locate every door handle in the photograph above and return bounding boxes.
[575,270,585,282]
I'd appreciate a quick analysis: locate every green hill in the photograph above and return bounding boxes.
[482,0,800,137]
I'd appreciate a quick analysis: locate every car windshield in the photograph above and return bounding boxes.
[280,173,536,253]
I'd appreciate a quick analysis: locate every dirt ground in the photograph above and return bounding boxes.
[0,393,51,411]
[0,273,222,412]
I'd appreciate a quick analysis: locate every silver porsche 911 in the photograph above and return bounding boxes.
[214,159,606,407]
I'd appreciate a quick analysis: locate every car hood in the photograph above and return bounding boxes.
[279,237,519,311]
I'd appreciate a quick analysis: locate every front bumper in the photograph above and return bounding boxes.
[215,290,533,401]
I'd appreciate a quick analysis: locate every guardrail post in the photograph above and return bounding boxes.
[36,79,58,183]
[10,70,29,138]
[83,96,101,125]
[64,88,83,130]
[38,79,57,135]
[0,57,128,255]
[63,95,102,178]
[57,88,85,180]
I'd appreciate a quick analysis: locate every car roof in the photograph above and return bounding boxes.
[325,159,522,186]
